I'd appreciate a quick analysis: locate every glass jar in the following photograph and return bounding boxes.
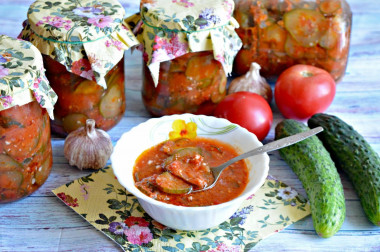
[131,0,242,116]
[44,56,126,135]
[19,0,139,135]
[0,35,57,203]
[0,102,52,203]
[142,51,227,116]
[233,0,352,82]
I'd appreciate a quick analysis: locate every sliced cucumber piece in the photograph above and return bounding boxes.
[319,26,338,49]
[34,155,52,185]
[62,113,88,133]
[99,85,123,119]
[284,9,326,47]
[74,80,103,95]
[169,61,187,73]
[285,35,305,59]
[0,170,23,189]
[197,78,213,89]
[0,117,23,128]
[163,147,203,166]
[185,54,218,81]
[156,172,192,194]
[263,24,287,52]
[0,154,23,172]
[319,0,341,15]
[211,72,227,103]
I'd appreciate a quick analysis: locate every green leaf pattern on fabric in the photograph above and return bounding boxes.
[20,0,138,88]
[131,0,242,85]
[0,35,57,117]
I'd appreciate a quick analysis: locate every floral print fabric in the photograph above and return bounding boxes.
[0,35,57,117]
[20,0,138,88]
[130,0,242,85]
[52,166,310,251]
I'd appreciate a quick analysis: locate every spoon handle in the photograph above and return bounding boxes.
[218,126,324,169]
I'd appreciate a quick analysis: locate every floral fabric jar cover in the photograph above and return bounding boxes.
[20,0,139,88]
[130,0,243,85]
[0,35,57,117]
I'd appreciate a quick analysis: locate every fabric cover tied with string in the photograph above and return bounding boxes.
[0,35,57,118]
[19,0,139,88]
[128,0,243,86]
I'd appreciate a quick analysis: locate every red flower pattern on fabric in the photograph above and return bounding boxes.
[57,192,79,207]
[124,216,150,227]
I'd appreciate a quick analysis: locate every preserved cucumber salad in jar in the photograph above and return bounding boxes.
[233,0,352,82]
[128,0,242,116]
[20,0,139,135]
[0,35,57,203]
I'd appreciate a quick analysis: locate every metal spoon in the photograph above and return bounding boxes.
[190,126,324,193]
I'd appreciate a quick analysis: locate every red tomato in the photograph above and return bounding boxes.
[274,64,336,120]
[213,92,273,141]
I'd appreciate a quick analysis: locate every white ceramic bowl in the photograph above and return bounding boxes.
[111,114,270,231]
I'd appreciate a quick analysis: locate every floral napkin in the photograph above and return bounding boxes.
[52,166,310,251]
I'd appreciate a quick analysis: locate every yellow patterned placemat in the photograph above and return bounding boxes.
[52,166,310,251]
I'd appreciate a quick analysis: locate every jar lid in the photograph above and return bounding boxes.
[0,35,57,118]
[20,0,139,88]
[131,0,242,85]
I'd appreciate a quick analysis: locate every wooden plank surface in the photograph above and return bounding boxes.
[1,0,380,251]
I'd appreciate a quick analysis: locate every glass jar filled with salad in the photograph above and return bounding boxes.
[0,36,57,203]
[233,0,352,82]
[20,0,138,135]
[130,0,242,116]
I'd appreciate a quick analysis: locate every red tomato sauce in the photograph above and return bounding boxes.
[43,56,126,136]
[133,137,249,207]
[0,101,52,203]
[233,0,351,82]
[142,51,227,116]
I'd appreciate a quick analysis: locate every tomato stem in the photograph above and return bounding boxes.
[301,71,314,77]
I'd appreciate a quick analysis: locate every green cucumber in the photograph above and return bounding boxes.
[156,172,192,194]
[275,119,345,238]
[308,113,380,226]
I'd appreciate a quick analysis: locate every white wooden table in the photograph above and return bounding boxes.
[1,0,379,251]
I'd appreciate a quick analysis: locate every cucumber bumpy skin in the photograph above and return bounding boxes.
[275,119,346,238]
[309,113,380,226]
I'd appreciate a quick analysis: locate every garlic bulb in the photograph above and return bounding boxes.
[228,62,272,103]
[64,119,113,170]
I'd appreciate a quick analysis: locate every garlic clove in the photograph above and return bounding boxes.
[228,62,273,103]
[64,119,113,170]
